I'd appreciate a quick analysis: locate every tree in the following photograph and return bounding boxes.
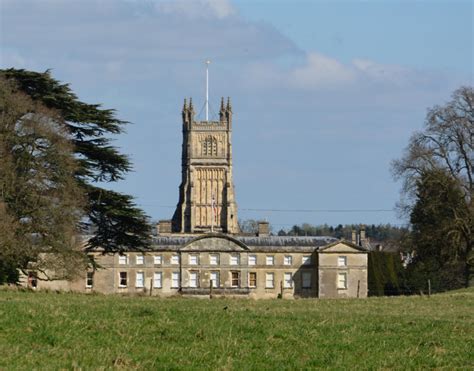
[0,77,87,281]
[238,219,259,234]
[406,169,470,291]
[393,86,473,287]
[0,69,151,255]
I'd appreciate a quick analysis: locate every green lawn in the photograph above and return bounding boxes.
[0,289,473,370]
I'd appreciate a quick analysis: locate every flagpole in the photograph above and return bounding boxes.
[205,60,210,121]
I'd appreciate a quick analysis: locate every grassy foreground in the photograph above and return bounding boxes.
[0,289,473,370]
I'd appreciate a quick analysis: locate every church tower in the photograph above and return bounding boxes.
[171,97,239,234]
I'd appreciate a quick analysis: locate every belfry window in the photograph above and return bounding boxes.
[202,136,218,156]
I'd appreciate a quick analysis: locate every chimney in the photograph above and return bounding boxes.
[351,229,357,244]
[360,225,366,246]
[257,221,269,237]
[157,220,172,235]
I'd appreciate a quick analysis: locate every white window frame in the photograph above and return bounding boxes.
[119,272,127,287]
[189,271,199,288]
[189,254,199,265]
[302,271,312,289]
[210,271,220,288]
[118,255,128,265]
[154,255,162,265]
[171,254,180,265]
[153,272,162,288]
[231,271,240,287]
[283,255,292,265]
[266,255,274,266]
[209,254,219,265]
[283,272,292,288]
[248,255,257,266]
[338,256,347,267]
[86,271,94,288]
[338,272,348,290]
[230,254,240,266]
[302,255,311,265]
[171,272,180,288]
[136,271,145,288]
[136,255,144,265]
[265,272,274,289]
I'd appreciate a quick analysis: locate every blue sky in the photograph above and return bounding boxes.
[1,0,472,231]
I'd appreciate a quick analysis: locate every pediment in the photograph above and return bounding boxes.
[319,240,367,253]
[181,234,249,252]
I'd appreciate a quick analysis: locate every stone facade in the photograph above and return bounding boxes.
[25,234,367,299]
[21,97,369,299]
[171,98,238,234]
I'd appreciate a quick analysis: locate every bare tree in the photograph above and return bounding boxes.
[392,86,473,287]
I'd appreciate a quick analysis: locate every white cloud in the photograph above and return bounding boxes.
[290,53,356,89]
[157,0,236,19]
[1,0,299,72]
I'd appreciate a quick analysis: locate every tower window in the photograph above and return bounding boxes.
[202,135,218,156]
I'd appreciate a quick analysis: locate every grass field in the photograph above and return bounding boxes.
[0,289,473,370]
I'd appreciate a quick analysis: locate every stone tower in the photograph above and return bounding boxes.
[171,97,239,234]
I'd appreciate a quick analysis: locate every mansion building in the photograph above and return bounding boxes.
[27,98,368,299]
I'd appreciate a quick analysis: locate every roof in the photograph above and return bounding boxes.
[149,234,339,252]
[318,239,369,253]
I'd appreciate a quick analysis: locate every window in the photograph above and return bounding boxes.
[338,272,347,289]
[266,256,274,266]
[136,255,144,265]
[153,272,162,288]
[302,272,312,289]
[189,272,199,288]
[203,135,218,156]
[136,272,144,288]
[27,272,38,289]
[284,273,292,288]
[231,271,240,287]
[249,272,257,288]
[210,254,219,265]
[248,255,256,266]
[119,272,127,287]
[302,255,311,265]
[338,256,347,267]
[172,272,180,288]
[265,273,274,288]
[154,255,162,265]
[189,254,199,265]
[210,271,220,288]
[118,255,128,265]
[171,255,180,265]
[86,272,94,288]
[230,254,240,265]
[284,255,292,265]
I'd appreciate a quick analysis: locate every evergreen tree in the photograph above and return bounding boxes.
[407,169,470,291]
[0,76,88,280]
[0,69,150,254]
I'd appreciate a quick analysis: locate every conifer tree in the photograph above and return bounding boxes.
[0,76,88,280]
[0,69,150,254]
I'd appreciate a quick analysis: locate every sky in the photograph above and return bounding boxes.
[1,0,473,231]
